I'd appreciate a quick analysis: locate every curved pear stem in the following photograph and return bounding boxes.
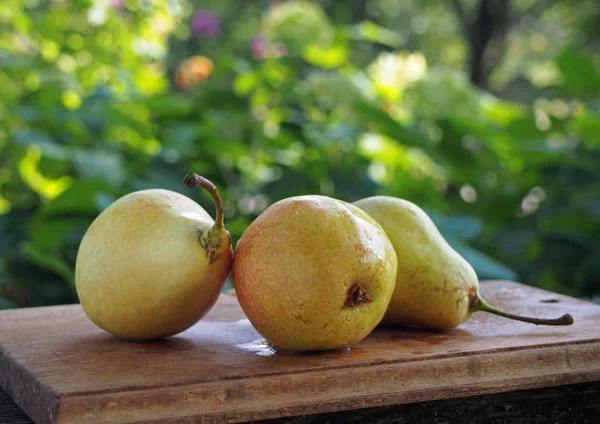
[183,173,225,230]
[183,173,229,263]
[474,294,574,326]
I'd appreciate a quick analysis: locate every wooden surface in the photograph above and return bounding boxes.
[3,382,599,424]
[0,281,599,424]
[1,389,35,424]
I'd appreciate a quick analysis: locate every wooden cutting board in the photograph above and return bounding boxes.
[1,281,599,424]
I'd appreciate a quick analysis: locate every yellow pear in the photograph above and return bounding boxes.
[353,196,573,329]
[233,195,398,352]
[75,174,233,340]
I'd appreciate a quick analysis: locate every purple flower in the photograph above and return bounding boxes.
[251,36,268,59]
[111,0,124,8]
[190,11,221,38]
[250,35,288,60]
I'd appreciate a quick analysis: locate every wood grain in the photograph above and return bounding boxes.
[0,281,599,424]
[4,382,600,424]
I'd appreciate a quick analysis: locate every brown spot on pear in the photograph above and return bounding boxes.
[345,283,373,308]
[233,195,398,352]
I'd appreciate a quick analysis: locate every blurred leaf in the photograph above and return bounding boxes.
[21,243,74,285]
[573,249,600,293]
[505,115,545,139]
[94,193,117,211]
[74,150,125,187]
[443,115,494,141]
[146,93,195,118]
[233,72,259,96]
[133,162,188,194]
[481,97,527,125]
[354,100,424,147]
[429,213,483,241]
[30,218,89,251]
[556,50,600,96]
[263,0,334,54]
[540,211,600,234]
[353,21,403,48]
[435,120,483,180]
[43,180,113,216]
[12,130,69,159]
[303,44,349,69]
[572,109,600,148]
[0,215,22,257]
[162,122,201,154]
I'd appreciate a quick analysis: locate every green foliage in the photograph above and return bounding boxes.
[263,0,333,54]
[1,0,599,309]
[556,50,600,96]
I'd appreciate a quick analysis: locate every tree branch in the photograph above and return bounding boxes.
[450,0,471,41]
[452,0,511,89]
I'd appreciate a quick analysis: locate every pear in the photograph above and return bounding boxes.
[353,196,573,330]
[233,195,398,352]
[75,173,233,340]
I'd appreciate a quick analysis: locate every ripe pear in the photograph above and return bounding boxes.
[233,195,398,352]
[75,174,233,340]
[353,196,573,330]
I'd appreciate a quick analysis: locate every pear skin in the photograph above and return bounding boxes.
[233,195,398,352]
[75,174,233,340]
[354,196,573,329]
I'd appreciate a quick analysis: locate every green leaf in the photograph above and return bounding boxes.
[353,100,424,147]
[481,97,527,125]
[505,115,545,139]
[146,93,195,118]
[21,243,75,286]
[233,72,259,96]
[353,21,403,48]
[43,179,113,216]
[443,115,494,141]
[162,122,201,154]
[556,50,600,96]
[572,109,600,148]
[30,217,90,251]
[540,211,600,234]
[0,215,21,257]
[303,44,349,69]
[12,130,69,159]
[133,162,188,194]
[428,213,483,242]
[94,193,116,211]
[73,150,125,187]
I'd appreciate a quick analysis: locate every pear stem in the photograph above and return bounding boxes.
[183,173,225,230]
[474,294,574,326]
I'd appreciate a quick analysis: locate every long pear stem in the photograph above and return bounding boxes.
[475,294,574,326]
[183,173,225,229]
